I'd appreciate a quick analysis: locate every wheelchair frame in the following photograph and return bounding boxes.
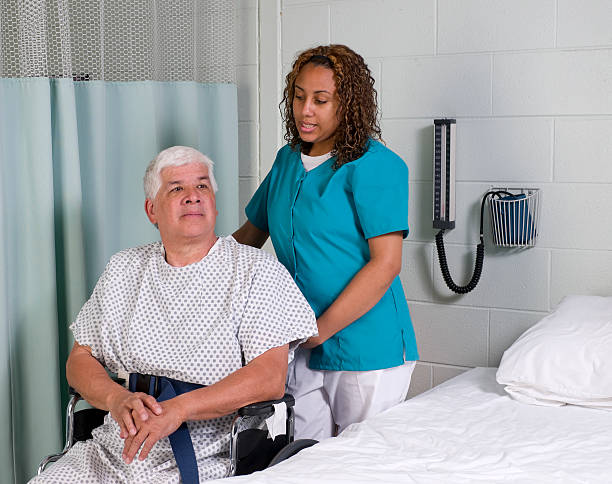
[229,395,295,476]
[38,390,82,475]
[38,387,303,478]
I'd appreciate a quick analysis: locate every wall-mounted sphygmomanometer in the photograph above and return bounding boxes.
[433,119,541,294]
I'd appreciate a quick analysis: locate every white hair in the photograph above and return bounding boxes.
[143,146,218,200]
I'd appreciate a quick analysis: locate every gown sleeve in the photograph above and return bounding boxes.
[69,263,110,366]
[238,258,318,365]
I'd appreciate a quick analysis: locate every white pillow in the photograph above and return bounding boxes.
[496,295,612,409]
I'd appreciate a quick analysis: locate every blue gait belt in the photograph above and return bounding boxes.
[129,373,204,484]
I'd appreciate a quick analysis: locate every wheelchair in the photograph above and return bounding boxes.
[38,381,317,478]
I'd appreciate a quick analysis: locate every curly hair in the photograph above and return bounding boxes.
[281,44,382,169]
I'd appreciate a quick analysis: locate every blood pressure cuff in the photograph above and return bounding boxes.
[499,193,534,244]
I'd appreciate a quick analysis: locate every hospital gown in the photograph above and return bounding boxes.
[32,236,317,483]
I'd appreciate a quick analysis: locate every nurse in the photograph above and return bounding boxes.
[233,44,419,440]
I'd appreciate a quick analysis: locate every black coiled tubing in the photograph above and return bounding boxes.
[435,231,484,294]
[435,190,512,294]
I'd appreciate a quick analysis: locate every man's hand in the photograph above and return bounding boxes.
[106,388,163,439]
[122,399,185,463]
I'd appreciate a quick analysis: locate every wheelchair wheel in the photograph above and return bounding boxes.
[267,439,317,467]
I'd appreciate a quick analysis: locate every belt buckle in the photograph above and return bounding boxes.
[135,374,151,394]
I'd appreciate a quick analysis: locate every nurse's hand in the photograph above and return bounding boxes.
[302,335,325,349]
[302,317,332,348]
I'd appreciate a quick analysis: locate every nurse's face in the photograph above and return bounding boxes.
[292,63,340,157]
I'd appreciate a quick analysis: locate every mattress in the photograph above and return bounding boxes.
[219,367,612,483]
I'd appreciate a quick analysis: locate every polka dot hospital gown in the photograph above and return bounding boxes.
[32,236,317,483]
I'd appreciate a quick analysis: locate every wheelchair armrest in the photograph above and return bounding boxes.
[238,393,295,417]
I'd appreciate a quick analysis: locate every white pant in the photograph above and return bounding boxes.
[286,347,416,440]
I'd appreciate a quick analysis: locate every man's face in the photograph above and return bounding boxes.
[145,162,218,244]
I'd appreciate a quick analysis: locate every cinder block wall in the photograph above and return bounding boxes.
[238,0,612,397]
[236,0,260,226]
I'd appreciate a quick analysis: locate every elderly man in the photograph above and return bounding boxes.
[32,146,317,483]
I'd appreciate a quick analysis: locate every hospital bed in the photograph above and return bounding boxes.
[220,295,612,484]
[219,368,612,483]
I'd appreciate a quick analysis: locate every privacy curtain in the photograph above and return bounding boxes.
[0,1,238,481]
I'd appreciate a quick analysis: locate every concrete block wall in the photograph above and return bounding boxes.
[238,0,612,397]
[236,0,260,226]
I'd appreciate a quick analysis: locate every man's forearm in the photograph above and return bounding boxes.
[66,343,128,410]
[68,342,163,440]
[174,345,288,422]
[121,345,289,463]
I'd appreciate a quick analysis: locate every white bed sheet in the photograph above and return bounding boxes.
[218,368,612,483]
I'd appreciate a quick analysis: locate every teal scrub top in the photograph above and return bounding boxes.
[246,140,419,371]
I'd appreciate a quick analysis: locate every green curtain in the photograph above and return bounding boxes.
[0,77,238,482]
